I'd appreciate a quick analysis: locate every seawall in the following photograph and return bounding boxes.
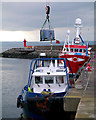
[1,46,63,59]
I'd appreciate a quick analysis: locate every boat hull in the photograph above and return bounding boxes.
[59,54,90,74]
[22,95,65,120]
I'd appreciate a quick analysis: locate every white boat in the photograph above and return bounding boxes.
[17,57,70,119]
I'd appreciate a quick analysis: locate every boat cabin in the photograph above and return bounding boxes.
[30,63,68,94]
[62,45,88,55]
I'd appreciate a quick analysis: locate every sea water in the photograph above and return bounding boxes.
[2,58,32,118]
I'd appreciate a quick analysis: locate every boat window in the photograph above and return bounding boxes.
[36,70,40,72]
[67,48,69,51]
[45,76,54,84]
[70,49,73,52]
[84,49,86,52]
[35,76,43,84]
[75,49,78,52]
[56,70,64,72]
[56,76,64,84]
[79,49,82,52]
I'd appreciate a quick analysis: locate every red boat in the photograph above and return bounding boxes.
[59,44,90,75]
[59,18,90,76]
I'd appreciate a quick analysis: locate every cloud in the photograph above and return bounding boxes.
[1,0,95,2]
[1,2,94,42]
[54,26,94,42]
[2,2,46,30]
[0,30,40,42]
[0,25,93,42]
[2,2,94,30]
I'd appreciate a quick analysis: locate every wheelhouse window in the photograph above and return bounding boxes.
[67,48,69,51]
[45,76,54,84]
[56,76,64,84]
[70,49,73,52]
[35,76,43,84]
[75,49,78,52]
[64,48,66,51]
[79,49,82,52]
[84,49,86,52]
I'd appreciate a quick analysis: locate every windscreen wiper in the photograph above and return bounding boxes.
[57,81,61,87]
[36,83,40,87]
[46,83,50,87]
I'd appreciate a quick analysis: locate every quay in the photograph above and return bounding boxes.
[64,57,96,120]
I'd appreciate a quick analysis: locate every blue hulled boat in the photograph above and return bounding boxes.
[17,57,70,119]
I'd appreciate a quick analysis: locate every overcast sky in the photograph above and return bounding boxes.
[0,2,94,42]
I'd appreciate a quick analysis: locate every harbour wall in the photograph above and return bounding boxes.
[0,45,95,59]
[0,46,63,59]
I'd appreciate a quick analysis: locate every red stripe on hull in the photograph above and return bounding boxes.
[65,45,86,49]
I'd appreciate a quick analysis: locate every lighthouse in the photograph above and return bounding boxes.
[24,39,27,47]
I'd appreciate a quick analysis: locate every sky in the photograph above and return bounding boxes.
[0,1,94,42]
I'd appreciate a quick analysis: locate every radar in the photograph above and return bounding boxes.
[75,18,82,25]
[67,30,70,35]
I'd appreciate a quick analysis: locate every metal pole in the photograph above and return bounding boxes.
[50,33,52,56]
[82,68,85,87]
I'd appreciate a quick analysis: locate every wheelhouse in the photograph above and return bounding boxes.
[64,45,87,53]
[26,58,69,94]
[30,66,68,93]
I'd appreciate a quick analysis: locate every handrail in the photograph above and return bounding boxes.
[64,58,70,89]
[74,57,90,80]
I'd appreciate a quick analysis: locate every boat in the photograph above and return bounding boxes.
[59,18,90,78]
[17,57,70,119]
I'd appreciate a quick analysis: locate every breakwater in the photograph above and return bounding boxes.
[0,45,95,59]
[1,46,63,59]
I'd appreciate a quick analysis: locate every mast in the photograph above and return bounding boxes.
[74,18,82,44]
[67,30,70,52]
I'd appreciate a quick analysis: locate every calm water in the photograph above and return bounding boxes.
[2,57,32,118]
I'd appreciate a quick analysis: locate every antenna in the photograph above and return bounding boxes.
[74,18,82,44]
[67,30,70,51]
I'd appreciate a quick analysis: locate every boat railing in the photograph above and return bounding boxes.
[74,57,91,81]
[27,58,70,90]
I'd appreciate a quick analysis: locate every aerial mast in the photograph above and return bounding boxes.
[74,18,82,44]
